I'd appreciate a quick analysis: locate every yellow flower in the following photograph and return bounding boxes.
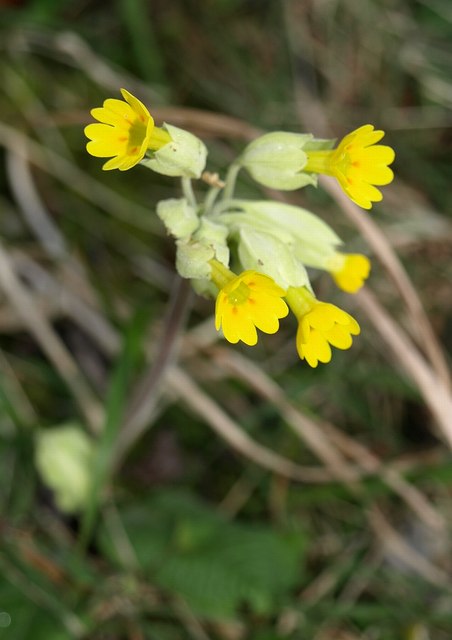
[304,125,395,209]
[326,253,371,293]
[286,287,360,367]
[210,261,288,346]
[84,88,171,171]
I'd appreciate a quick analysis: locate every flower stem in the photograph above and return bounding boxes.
[181,177,197,209]
[203,186,221,215]
[222,163,241,200]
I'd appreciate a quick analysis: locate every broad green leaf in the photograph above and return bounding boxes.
[99,490,305,620]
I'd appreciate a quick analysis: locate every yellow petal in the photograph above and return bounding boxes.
[237,320,258,346]
[102,98,136,122]
[250,305,280,334]
[87,140,117,158]
[332,255,370,293]
[84,123,117,142]
[340,178,383,209]
[346,316,360,336]
[326,325,354,350]
[221,322,240,344]
[297,316,312,344]
[223,305,258,345]
[247,273,287,297]
[340,125,382,150]
[307,303,359,333]
[219,306,240,343]
[118,155,144,171]
[297,329,332,367]
[215,292,226,331]
[250,291,288,319]
[333,272,362,294]
[120,88,151,123]
[102,155,129,171]
[350,164,394,186]
[90,107,126,127]
[354,145,395,165]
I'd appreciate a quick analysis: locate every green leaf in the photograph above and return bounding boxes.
[0,580,74,640]
[98,490,305,620]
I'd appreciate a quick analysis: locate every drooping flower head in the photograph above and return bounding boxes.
[286,287,360,367]
[326,253,371,293]
[304,125,395,209]
[210,260,288,346]
[84,88,171,171]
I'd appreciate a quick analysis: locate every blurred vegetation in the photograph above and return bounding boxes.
[0,1,452,639]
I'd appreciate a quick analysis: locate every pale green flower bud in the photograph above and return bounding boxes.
[35,424,94,514]
[156,198,199,239]
[141,123,207,179]
[176,239,215,280]
[239,132,336,190]
[217,199,341,268]
[175,218,230,281]
[193,218,230,267]
[238,226,311,290]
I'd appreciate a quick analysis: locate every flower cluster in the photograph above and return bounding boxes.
[85,89,396,367]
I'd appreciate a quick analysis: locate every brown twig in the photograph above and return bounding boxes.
[368,506,449,586]
[320,175,451,390]
[358,288,452,449]
[0,240,103,433]
[210,347,445,530]
[166,366,334,483]
[114,276,193,464]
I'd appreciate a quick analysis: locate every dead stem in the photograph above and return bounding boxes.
[358,288,452,449]
[211,347,444,531]
[0,240,103,433]
[114,276,193,463]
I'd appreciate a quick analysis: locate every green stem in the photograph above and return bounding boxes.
[181,177,197,209]
[203,186,221,215]
[222,163,241,200]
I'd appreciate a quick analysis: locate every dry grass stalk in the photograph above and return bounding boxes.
[210,348,444,531]
[0,240,103,433]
